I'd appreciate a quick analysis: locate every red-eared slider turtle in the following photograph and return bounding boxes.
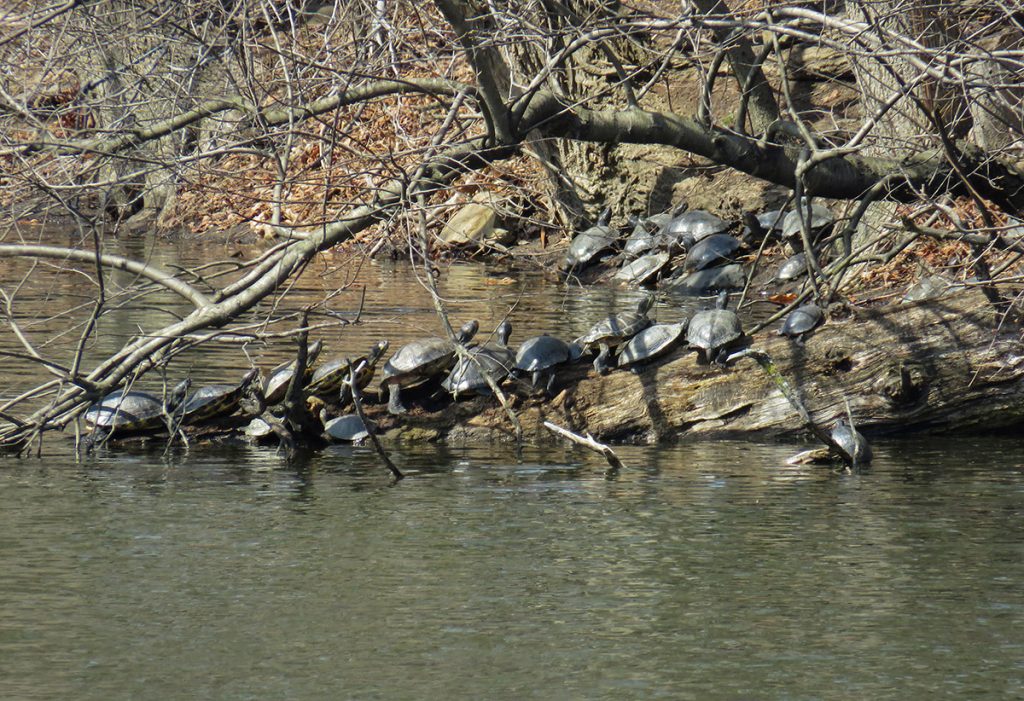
[781,203,833,241]
[614,252,669,286]
[779,303,823,342]
[563,207,615,272]
[617,320,688,370]
[263,339,323,405]
[85,379,192,437]
[577,294,655,374]
[381,320,479,414]
[443,320,515,399]
[831,418,872,465]
[182,368,259,425]
[661,263,745,296]
[683,234,742,272]
[660,210,730,249]
[306,340,389,402]
[687,290,744,364]
[323,414,370,443]
[514,334,582,394]
[776,252,808,282]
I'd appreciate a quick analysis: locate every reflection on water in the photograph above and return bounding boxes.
[1,437,1023,700]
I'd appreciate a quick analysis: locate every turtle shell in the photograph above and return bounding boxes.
[182,369,258,425]
[781,204,833,239]
[324,414,370,442]
[381,321,478,390]
[683,234,742,272]
[661,263,745,296]
[776,252,808,281]
[442,345,515,397]
[617,321,688,368]
[615,252,669,286]
[564,226,616,269]
[263,339,323,405]
[779,303,823,338]
[578,295,655,348]
[756,209,787,233]
[687,294,743,361]
[514,335,578,374]
[85,379,191,435]
[661,210,730,245]
[831,419,872,464]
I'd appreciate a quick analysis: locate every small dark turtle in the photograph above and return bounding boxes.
[831,418,872,465]
[781,204,833,240]
[563,207,615,271]
[661,263,745,296]
[182,368,260,425]
[614,252,669,286]
[577,294,655,374]
[514,334,582,394]
[443,320,515,399]
[263,339,324,405]
[323,414,370,442]
[779,303,823,341]
[306,340,389,402]
[381,320,479,415]
[660,210,730,249]
[85,379,192,437]
[776,252,808,282]
[617,320,688,370]
[687,290,743,364]
[683,234,742,272]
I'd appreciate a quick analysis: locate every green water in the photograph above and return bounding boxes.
[2,438,1022,700]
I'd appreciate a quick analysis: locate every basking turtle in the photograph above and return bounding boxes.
[85,379,192,437]
[306,340,389,402]
[577,294,655,374]
[182,368,259,425]
[781,203,833,241]
[776,252,808,282]
[381,320,479,415]
[683,234,742,272]
[831,418,872,465]
[617,320,688,370]
[563,207,615,272]
[514,334,582,394]
[323,414,370,443]
[623,215,658,257]
[687,290,744,364]
[779,303,823,342]
[660,210,730,249]
[614,252,669,286]
[443,320,515,399]
[661,263,745,296]
[263,339,324,405]
[756,209,786,234]
[901,274,958,303]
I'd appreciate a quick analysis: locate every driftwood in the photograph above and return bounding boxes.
[389,288,1024,443]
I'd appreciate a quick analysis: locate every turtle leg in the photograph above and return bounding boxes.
[545,370,557,396]
[531,370,541,391]
[593,343,612,375]
[713,347,730,365]
[387,384,408,415]
[338,384,353,409]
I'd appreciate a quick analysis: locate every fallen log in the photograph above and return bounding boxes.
[383,287,1024,444]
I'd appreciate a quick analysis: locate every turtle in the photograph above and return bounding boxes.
[779,303,823,342]
[683,234,742,272]
[660,210,730,249]
[84,378,192,437]
[577,294,655,374]
[563,207,615,272]
[617,320,688,371]
[901,274,958,303]
[323,414,370,442]
[756,209,787,234]
[687,290,744,364]
[614,251,669,286]
[442,320,515,399]
[623,215,659,257]
[831,418,872,465]
[781,203,834,241]
[306,340,389,402]
[182,368,260,425]
[661,263,745,296]
[776,252,808,282]
[262,339,324,405]
[381,319,479,415]
[514,334,582,394]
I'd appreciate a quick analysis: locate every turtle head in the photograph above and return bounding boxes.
[636,294,655,316]
[239,368,259,391]
[496,320,512,346]
[715,290,729,310]
[457,319,479,344]
[596,206,612,227]
[368,340,389,364]
[306,339,323,363]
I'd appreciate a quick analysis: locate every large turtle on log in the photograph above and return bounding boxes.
[577,294,655,375]
[381,320,479,414]
[687,290,744,364]
[85,379,192,438]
